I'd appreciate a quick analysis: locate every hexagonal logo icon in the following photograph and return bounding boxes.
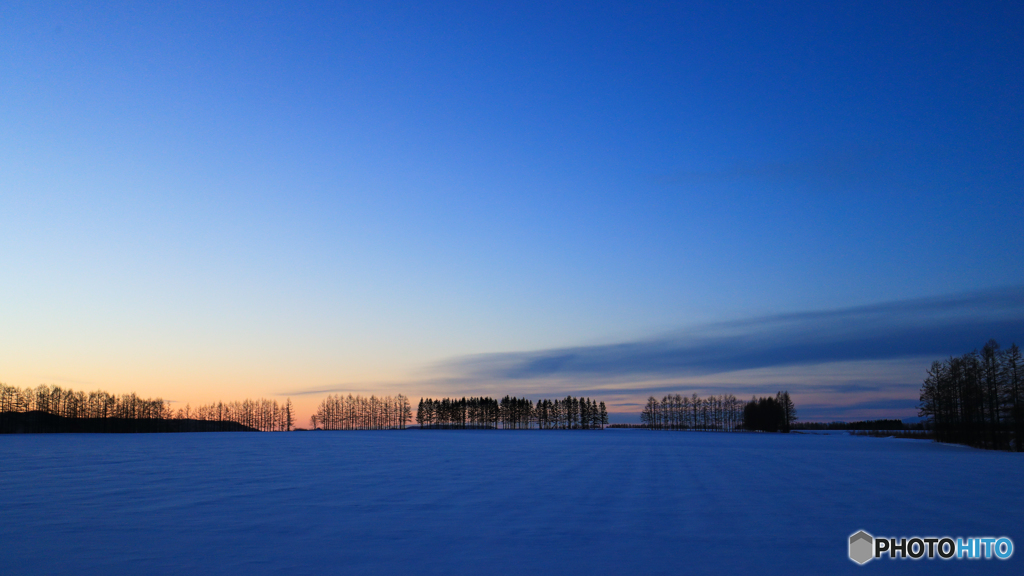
[849,530,874,564]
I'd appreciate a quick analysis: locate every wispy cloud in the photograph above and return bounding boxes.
[439,287,1024,382]
[800,398,921,413]
[280,381,421,397]
[279,288,1021,422]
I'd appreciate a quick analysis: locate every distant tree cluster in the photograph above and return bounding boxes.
[918,340,1022,451]
[793,419,909,431]
[311,394,412,430]
[640,394,744,431]
[743,392,797,433]
[189,398,295,432]
[850,429,933,440]
[416,396,608,429]
[0,382,292,433]
[416,397,500,428]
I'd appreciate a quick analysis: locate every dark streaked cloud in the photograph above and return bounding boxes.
[797,398,922,421]
[517,379,921,402]
[442,287,1024,382]
[800,398,920,413]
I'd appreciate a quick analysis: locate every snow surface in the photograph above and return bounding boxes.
[2,430,1021,575]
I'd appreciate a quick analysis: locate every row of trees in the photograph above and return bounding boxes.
[918,340,1022,451]
[640,394,745,431]
[0,382,294,432]
[639,392,796,432]
[311,394,413,430]
[1,383,171,420]
[416,396,609,429]
[187,398,295,432]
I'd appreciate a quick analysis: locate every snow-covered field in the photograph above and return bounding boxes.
[2,430,1021,575]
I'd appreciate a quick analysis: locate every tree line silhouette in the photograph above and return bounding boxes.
[639,392,796,432]
[743,392,797,433]
[793,419,911,431]
[1,383,171,420]
[416,396,609,429]
[918,340,1022,451]
[187,398,295,432]
[0,382,293,433]
[311,394,412,430]
[640,394,743,431]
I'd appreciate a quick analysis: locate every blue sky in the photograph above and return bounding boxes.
[2,1,1022,422]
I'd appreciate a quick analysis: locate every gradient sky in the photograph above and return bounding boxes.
[2,1,1022,424]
